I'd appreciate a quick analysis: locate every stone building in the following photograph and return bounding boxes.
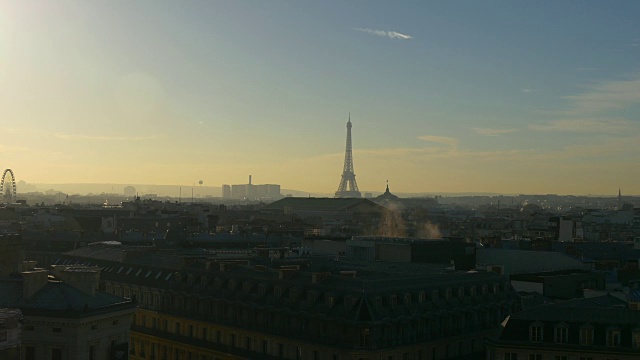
[0,308,21,360]
[57,248,520,360]
[487,294,640,360]
[0,233,136,360]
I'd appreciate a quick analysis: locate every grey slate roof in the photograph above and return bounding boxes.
[477,248,590,275]
[22,282,131,312]
[509,295,635,324]
[263,197,386,212]
[552,241,640,262]
[0,279,134,317]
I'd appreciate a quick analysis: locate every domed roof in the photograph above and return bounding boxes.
[376,183,398,201]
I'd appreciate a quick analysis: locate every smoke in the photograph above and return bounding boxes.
[376,204,406,237]
[374,203,443,239]
[416,221,442,239]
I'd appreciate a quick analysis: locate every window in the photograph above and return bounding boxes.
[0,331,6,342]
[444,288,452,299]
[580,325,594,345]
[633,330,640,348]
[52,348,63,360]
[202,327,208,340]
[579,357,593,360]
[89,345,96,360]
[91,325,98,330]
[554,324,568,344]
[25,346,35,360]
[554,357,567,360]
[113,320,119,326]
[52,327,62,333]
[360,328,370,347]
[25,325,34,331]
[528,355,542,360]
[529,322,543,342]
[504,353,517,360]
[607,328,621,347]
[246,337,252,350]
[175,322,181,334]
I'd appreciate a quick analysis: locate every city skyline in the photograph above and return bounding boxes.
[2,1,640,195]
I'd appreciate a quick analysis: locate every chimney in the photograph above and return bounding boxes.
[22,261,37,272]
[249,175,252,185]
[59,268,100,296]
[22,270,49,299]
[312,272,330,284]
[0,234,25,277]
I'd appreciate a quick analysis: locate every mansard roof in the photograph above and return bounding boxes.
[263,197,387,212]
[22,282,133,314]
[0,279,135,318]
[505,294,637,326]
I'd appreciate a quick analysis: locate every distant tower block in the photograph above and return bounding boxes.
[335,114,361,198]
[222,184,231,198]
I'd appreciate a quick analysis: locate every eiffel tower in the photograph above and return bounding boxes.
[335,114,361,198]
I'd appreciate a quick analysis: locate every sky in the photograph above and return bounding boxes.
[2,1,640,195]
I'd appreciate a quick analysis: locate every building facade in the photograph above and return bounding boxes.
[487,295,640,360]
[0,234,135,360]
[53,250,522,360]
[0,308,21,360]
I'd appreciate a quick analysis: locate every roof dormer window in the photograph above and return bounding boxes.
[554,323,568,344]
[529,321,543,342]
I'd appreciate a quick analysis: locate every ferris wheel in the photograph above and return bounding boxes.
[0,169,17,204]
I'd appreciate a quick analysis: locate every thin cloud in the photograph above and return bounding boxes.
[417,135,459,148]
[561,75,640,114]
[0,144,28,153]
[55,133,161,141]
[473,128,518,136]
[354,28,413,40]
[521,88,534,93]
[529,118,634,133]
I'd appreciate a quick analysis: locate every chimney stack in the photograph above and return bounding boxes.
[51,266,100,296]
[22,270,49,299]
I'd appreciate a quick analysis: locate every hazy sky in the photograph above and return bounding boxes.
[2,1,640,195]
